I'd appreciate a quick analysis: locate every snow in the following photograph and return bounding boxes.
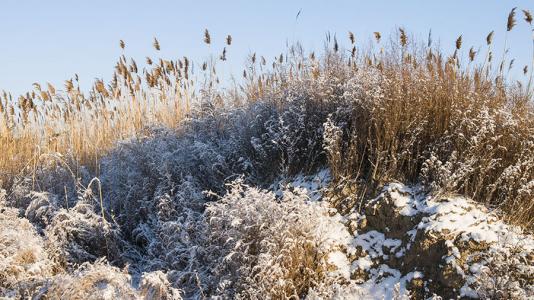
[352,256,373,271]
[325,266,415,299]
[352,231,402,259]
[272,168,332,201]
[2,162,533,299]
[361,183,534,298]
[373,182,534,254]
[328,251,351,279]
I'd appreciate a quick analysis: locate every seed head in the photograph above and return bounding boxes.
[486,31,494,45]
[469,47,476,62]
[507,7,517,31]
[399,28,407,47]
[374,32,381,43]
[204,29,211,45]
[47,83,56,95]
[523,9,533,25]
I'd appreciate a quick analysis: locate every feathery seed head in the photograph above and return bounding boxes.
[469,47,476,62]
[204,29,211,45]
[399,28,407,47]
[486,31,494,45]
[523,9,533,25]
[507,7,517,31]
[374,32,382,43]
[455,35,462,50]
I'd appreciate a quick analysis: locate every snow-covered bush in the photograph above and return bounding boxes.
[24,192,60,229]
[45,259,137,300]
[139,270,183,300]
[201,180,352,299]
[45,197,125,266]
[0,205,59,298]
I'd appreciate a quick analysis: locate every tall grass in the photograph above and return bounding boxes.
[1,10,533,228]
[0,48,196,187]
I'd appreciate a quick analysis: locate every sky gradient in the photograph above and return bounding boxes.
[0,1,532,96]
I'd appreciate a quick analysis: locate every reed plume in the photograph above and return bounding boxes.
[399,28,407,47]
[374,32,381,43]
[455,35,462,50]
[523,9,533,24]
[486,31,494,45]
[204,29,211,45]
[507,7,517,31]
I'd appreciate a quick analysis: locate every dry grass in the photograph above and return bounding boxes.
[238,10,534,228]
[1,8,533,229]
[0,51,196,188]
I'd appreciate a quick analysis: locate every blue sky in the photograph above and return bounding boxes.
[0,1,532,96]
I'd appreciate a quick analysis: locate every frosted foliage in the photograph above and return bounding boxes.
[1,61,533,298]
[45,259,138,300]
[0,205,57,298]
[201,180,351,299]
[45,199,125,266]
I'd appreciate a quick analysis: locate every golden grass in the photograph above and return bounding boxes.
[1,7,533,228]
[0,51,195,188]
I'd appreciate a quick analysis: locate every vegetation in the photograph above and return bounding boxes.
[0,7,533,299]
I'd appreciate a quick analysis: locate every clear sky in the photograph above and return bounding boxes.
[0,1,532,96]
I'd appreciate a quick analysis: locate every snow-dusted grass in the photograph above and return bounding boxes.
[0,206,57,297]
[202,179,352,298]
[3,160,533,299]
[1,20,534,298]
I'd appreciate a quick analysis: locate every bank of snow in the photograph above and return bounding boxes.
[308,179,534,299]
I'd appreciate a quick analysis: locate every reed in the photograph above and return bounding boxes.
[1,10,533,228]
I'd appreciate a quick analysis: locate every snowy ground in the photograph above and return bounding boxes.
[279,172,534,299]
[1,168,533,299]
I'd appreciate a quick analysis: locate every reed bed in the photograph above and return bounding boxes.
[1,8,533,228]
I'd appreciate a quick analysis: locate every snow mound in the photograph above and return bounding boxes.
[339,183,534,299]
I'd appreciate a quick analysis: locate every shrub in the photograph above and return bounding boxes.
[202,180,352,299]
